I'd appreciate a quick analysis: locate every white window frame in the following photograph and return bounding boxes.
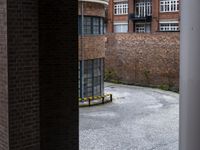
[114,22,128,33]
[114,2,128,15]
[135,1,152,17]
[135,23,151,33]
[159,20,179,31]
[160,0,179,12]
[135,23,145,33]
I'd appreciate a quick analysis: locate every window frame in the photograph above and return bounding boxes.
[159,20,179,31]
[114,22,128,33]
[78,16,105,35]
[135,23,151,33]
[160,0,179,12]
[114,1,128,15]
[135,0,152,17]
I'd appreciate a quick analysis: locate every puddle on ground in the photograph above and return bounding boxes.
[83,111,117,118]
[146,103,163,109]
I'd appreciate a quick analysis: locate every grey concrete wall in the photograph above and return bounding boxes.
[180,0,200,149]
[0,1,9,150]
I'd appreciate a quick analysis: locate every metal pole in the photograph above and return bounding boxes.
[144,0,147,33]
[180,0,200,149]
[80,1,85,98]
[92,59,94,99]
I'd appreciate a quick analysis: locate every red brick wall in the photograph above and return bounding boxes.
[107,0,114,32]
[79,35,106,60]
[105,32,180,90]
[128,0,134,32]
[159,12,180,20]
[114,15,128,22]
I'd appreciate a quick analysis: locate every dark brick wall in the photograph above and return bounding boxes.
[105,32,179,90]
[39,0,78,150]
[7,0,40,149]
[0,1,9,150]
[0,0,78,150]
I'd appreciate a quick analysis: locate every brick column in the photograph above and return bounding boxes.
[128,0,134,32]
[152,0,159,32]
[107,0,114,32]
[0,0,78,150]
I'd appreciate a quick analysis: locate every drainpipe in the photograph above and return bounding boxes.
[180,0,200,149]
[80,1,84,98]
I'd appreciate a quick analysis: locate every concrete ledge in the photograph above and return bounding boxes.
[78,0,109,5]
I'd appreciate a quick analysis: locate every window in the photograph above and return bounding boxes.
[114,22,128,33]
[78,16,104,35]
[135,0,152,17]
[135,23,151,33]
[114,2,128,15]
[159,21,179,31]
[160,0,179,12]
[93,17,100,34]
[84,17,92,34]
[79,58,104,97]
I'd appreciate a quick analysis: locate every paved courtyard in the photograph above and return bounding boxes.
[79,82,179,150]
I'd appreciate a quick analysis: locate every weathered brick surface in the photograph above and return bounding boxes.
[105,32,180,90]
[79,35,106,60]
[0,1,9,150]
[78,2,106,17]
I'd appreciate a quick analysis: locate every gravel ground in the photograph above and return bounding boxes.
[79,82,179,150]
